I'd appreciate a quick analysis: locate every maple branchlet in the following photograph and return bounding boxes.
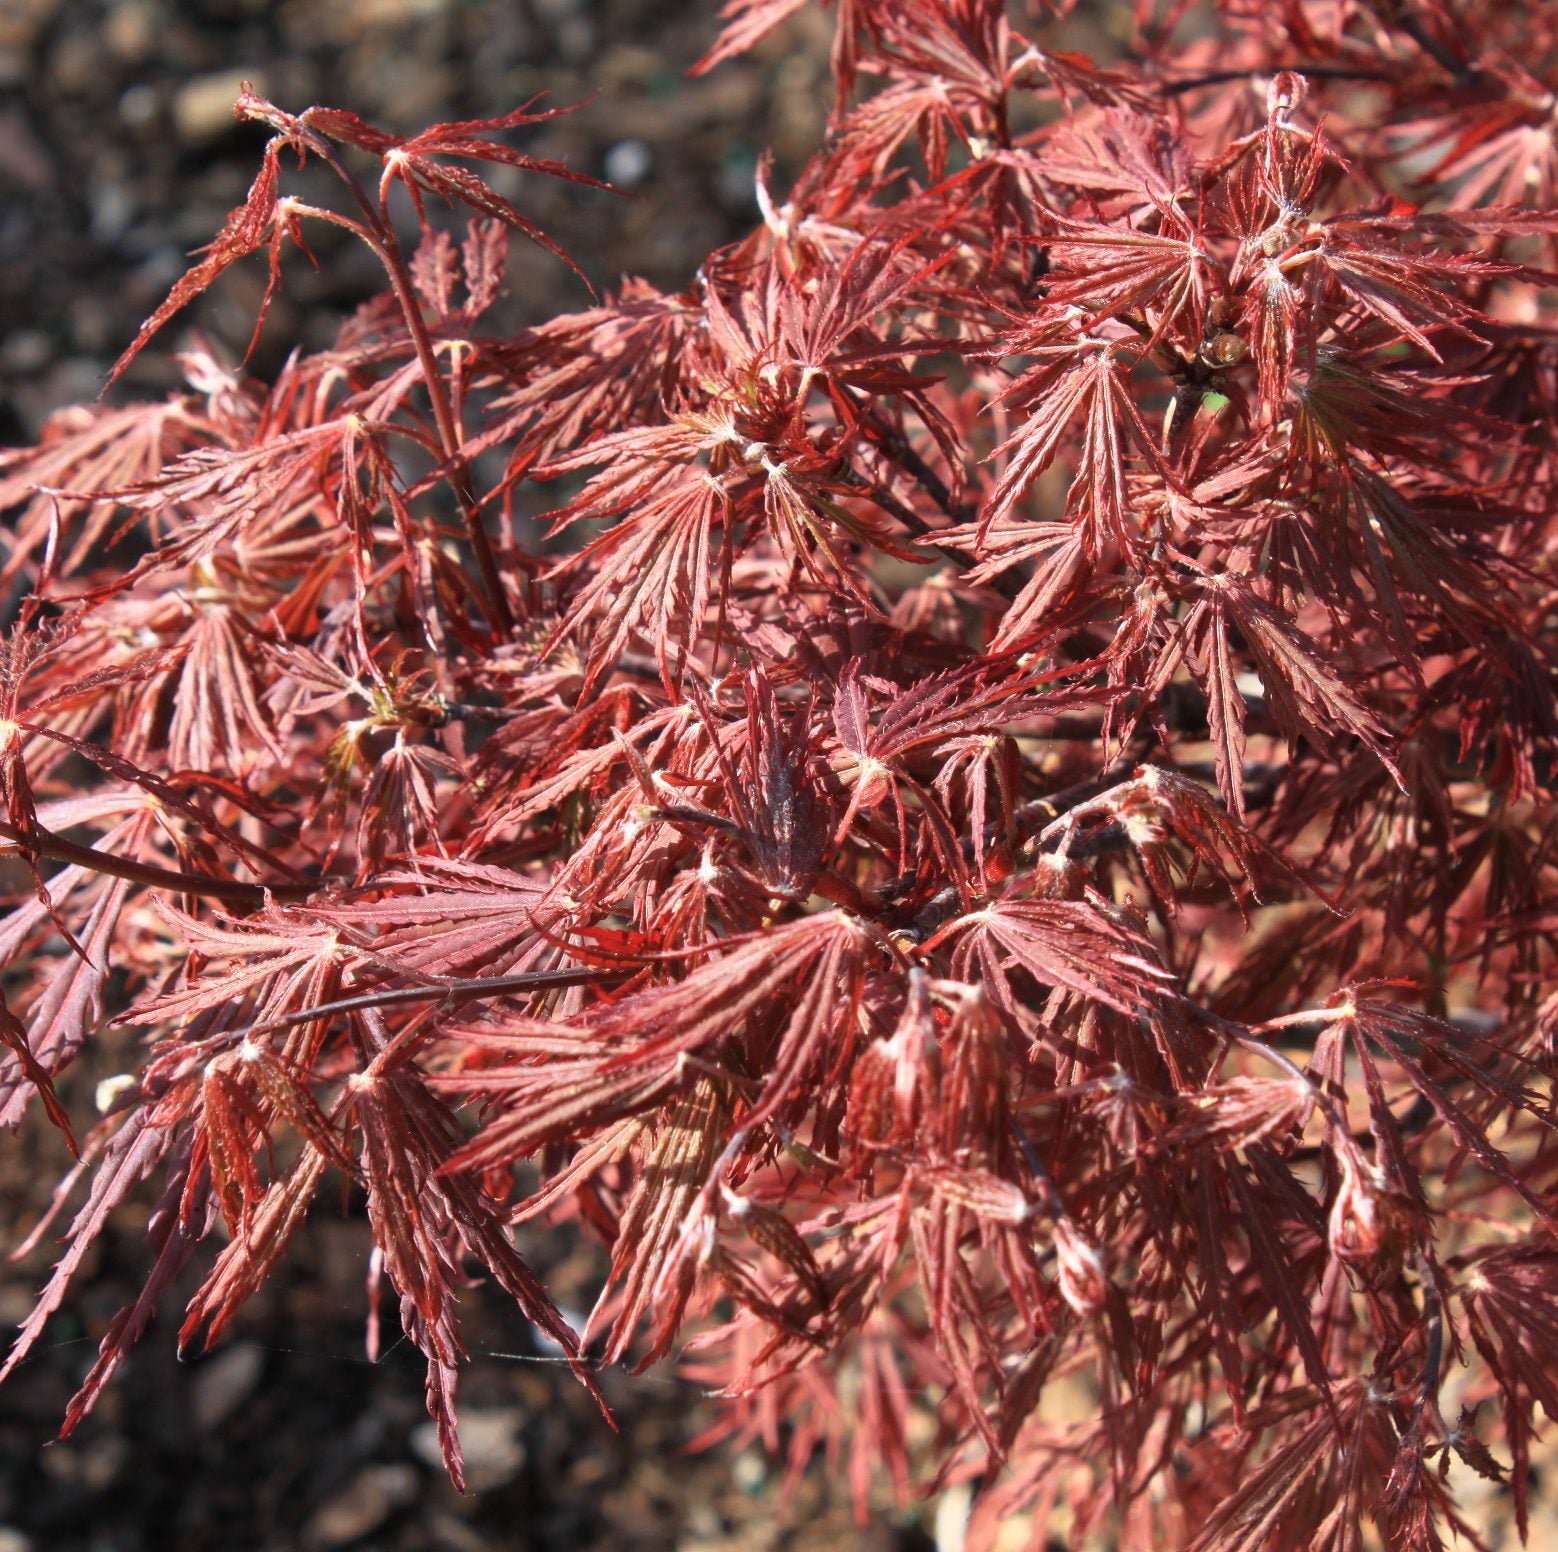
[3,2,1558,1544]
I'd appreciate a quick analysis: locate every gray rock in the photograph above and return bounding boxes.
[174,70,264,143]
[410,1407,526,1492]
[304,1464,419,1548]
[193,1343,265,1429]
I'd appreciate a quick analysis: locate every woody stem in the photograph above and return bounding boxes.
[374,232,516,635]
[0,820,317,905]
[318,149,516,636]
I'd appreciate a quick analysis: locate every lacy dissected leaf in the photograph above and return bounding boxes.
[1,1109,181,1388]
[180,1145,332,1353]
[0,863,137,1132]
[1216,580,1401,782]
[349,1060,602,1486]
[694,669,836,901]
[546,468,726,693]
[932,894,1175,1018]
[981,335,1178,560]
[301,96,606,283]
[104,141,285,388]
[586,1077,727,1367]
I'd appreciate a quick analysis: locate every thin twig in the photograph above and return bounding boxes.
[0,820,317,905]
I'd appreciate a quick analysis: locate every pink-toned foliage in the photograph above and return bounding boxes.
[3,1,1558,1542]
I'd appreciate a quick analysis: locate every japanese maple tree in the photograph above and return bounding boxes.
[4,0,1558,1545]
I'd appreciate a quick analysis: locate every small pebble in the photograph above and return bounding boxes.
[304,1464,418,1548]
[604,138,653,188]
[119,83,162,129]
[193,1343,265,1429]
[174,69,262,143]
[411,1407,526,1492]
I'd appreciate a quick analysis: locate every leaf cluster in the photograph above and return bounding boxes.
[4,3,1558,1545]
